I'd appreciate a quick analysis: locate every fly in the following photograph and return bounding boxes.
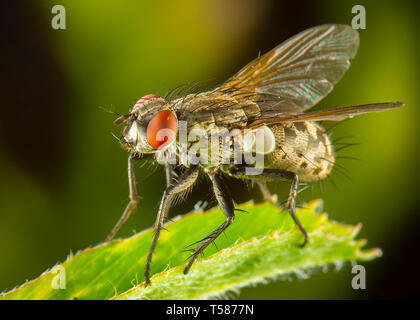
[105,24,404,285]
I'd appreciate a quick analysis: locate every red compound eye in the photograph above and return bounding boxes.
[132,94,160,112]
[146,110,177,149]
[136,94,160,105]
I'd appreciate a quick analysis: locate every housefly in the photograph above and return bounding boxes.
[105,24,403,285]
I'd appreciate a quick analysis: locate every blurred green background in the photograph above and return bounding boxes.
[1,0,419,299]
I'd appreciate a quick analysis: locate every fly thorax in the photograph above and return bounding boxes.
[177,122,276,168]
[179,123,232,167]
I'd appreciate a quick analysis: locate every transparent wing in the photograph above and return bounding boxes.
[217,24,359,112]
[246,102,404,128]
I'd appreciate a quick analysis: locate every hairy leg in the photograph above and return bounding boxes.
[105,157,176,242]
[228,166,308,247]
[105,154,139,242]
[145,165,199,285]
[183,169,235,275]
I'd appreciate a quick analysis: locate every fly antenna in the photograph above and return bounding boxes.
[98,106,121,116]
[114,113,131,126]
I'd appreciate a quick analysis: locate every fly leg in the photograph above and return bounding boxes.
[183,169,235,275]
[145,165,199,285]
[106,157,174,242]
[284,174,308,247]
[165,164,176,186]
[256,181,278,204]
[105,154,139,242]
[228,166,308,247]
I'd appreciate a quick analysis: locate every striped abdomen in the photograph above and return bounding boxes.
[265,122,335,182]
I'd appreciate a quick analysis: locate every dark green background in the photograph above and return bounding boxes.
[1,0,419,299]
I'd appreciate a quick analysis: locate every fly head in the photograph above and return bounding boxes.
[115,94,178,154]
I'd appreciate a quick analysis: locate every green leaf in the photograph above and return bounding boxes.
[1,200,380,300]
